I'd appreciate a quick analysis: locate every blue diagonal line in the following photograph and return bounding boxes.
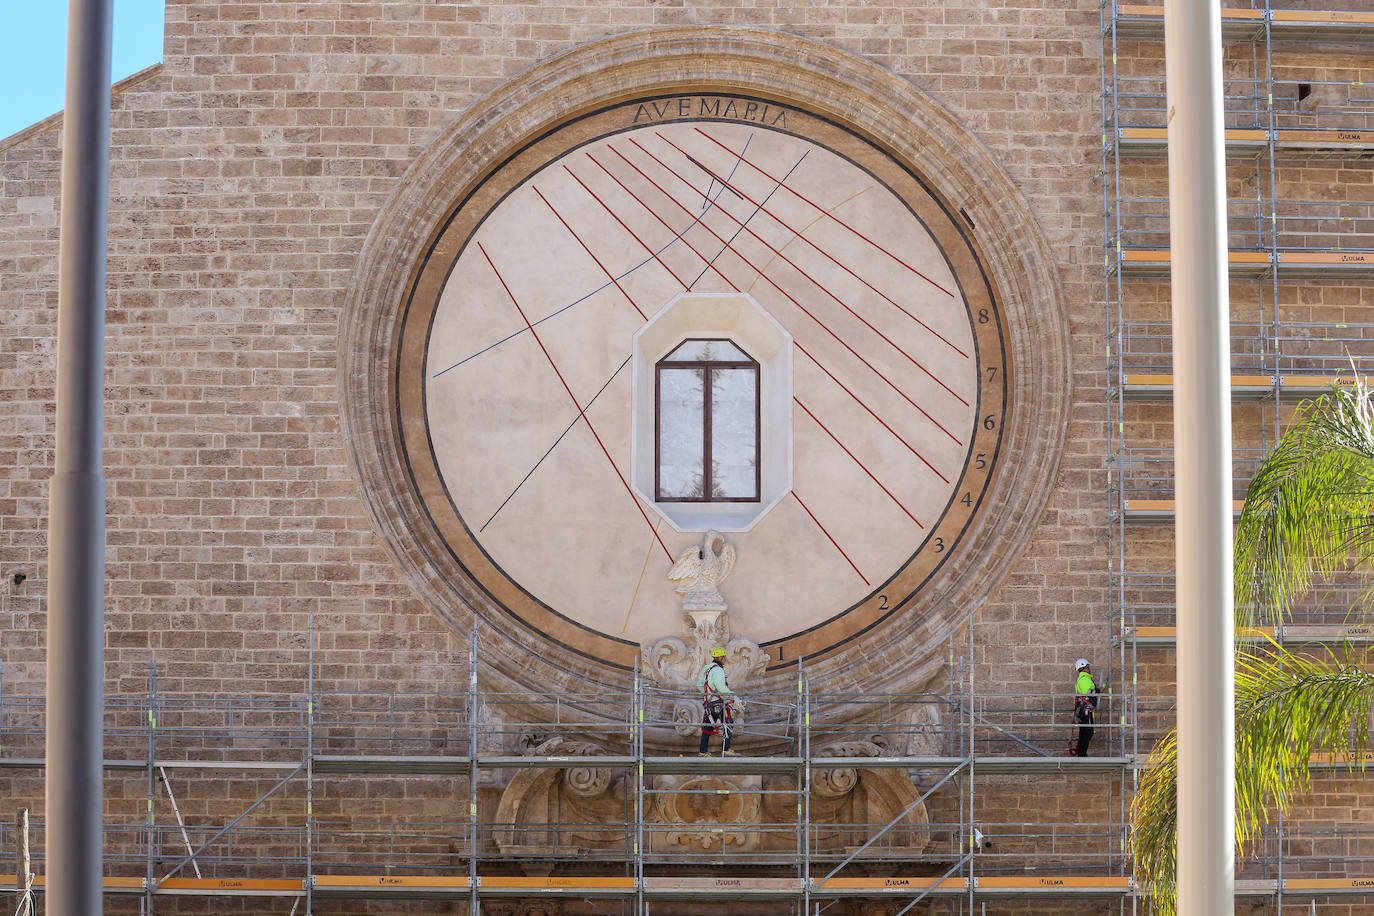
[431,133,754,379]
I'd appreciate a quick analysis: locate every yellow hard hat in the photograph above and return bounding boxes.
[710,646,727,658]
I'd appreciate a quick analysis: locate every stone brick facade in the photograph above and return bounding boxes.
[2,1,1371,914]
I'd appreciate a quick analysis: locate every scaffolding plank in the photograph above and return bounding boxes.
[814,755,964,769]
[1120,374,1274,401]
[1120,250,1271,275]
[0,758,157,770]
[478,755,636,770]
[1111,5,1270,38]
[155,759,302,772]
[1110,5,1368,40]
[157,877,304,896]
[1283,877,1374,894]
[974,875,1132,894]
[313,875,469,897]
[1281,375,1363,397]
[1270,9,1374,25]
[1129,626,1274,645]
[313,754,472,774]
[1278,251,1374,275]
[1284,623,1374,643]
[315,876,470,889]
[1236,878,1279,896]
[645,876,802,897]
[813,877,965,895]
[1115,5,1263,21]
[0,876,145,892]
[480,876,636,895]
[1117,127,1268,152]
[973,756,1130,774]
[1309,750,1374,769]
[642,755,803,774]
[1122,499,1245,521]
[1275,129,1374,151]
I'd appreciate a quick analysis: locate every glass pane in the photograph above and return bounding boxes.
[657,368,706,499]
[710,368,759,499]
[662,339,751,363]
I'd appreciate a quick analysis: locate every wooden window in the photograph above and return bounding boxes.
[655,339,760,502]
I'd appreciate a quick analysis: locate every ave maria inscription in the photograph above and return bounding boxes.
[632,95,791,128]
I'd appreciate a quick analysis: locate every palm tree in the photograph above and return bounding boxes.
[1130,379,1374,914]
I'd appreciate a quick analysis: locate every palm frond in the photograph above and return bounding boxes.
[1235,378,1374,628]
[1132,646,1374,914]
[1130,728,1178,914]
[1233,643,1374,840]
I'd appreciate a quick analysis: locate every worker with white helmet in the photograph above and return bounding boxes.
[1072,657,1100,757]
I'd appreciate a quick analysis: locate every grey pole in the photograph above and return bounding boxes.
[1164,0,1236,912]
[47,0,112,913]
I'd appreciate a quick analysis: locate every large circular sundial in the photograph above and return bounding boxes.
[343,30,1068,686]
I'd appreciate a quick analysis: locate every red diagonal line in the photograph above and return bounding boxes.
[478,241,671,562]
[606,142,962,447]
[654,131,969,360]
[632,136,969,406]
[532,186,647,321]
[587,152,742,292]
[795,397,924,529]
[590,148,950,482]
[692,126,956,298]
[795,341,949,484]
[791,491,870,586]
[562,164,692,293]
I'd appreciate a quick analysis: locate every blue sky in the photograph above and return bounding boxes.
[1,0,165,139]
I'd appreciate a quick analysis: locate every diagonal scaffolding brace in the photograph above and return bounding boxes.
[816,759,969,885]
[157,766,202,879]
[154,762,306,888]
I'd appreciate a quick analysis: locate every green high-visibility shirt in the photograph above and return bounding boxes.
[1076,670,1096,695]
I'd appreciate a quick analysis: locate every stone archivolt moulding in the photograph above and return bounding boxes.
[339,27,1070,701]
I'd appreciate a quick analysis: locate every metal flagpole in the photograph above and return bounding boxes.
[1164,0,1236,911]
[47,0,113,913]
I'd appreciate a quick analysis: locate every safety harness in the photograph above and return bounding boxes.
[701,663,732,735]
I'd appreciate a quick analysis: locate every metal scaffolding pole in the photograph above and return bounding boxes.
[46,0,113,913]
[1164,0,1237,911]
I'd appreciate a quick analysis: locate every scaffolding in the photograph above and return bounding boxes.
[0,616,1144,915]
[1102,1,1374,912]
[0,618,1366,913]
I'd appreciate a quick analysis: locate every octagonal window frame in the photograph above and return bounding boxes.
[631,292,793,533]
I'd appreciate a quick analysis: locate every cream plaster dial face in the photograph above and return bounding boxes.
[396,93,1009,669]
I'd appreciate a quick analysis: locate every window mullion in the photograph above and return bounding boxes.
[703,366,714,501]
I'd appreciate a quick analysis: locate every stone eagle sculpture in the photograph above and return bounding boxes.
[665,530,735,611]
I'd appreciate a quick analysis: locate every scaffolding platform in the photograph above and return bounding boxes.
[1108,4,1374,40]
[1115,127,1374,155]
[312,754,471,774]
[1120,499,1245,522]
[1121,625,1374,647]
[313,875,468,899]
[1118,374,1275,400]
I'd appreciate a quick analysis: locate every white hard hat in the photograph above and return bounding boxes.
[1075,658,1090,670]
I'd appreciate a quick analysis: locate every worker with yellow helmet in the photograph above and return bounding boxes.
[696,646,738,756]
